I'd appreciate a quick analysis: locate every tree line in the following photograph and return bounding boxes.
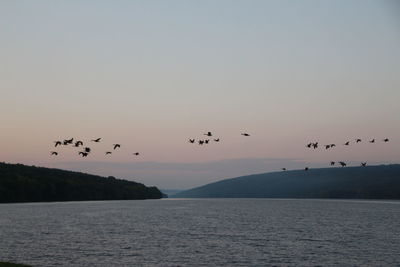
[0,162,164,203]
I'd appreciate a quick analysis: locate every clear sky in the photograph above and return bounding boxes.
[1,0,399,189]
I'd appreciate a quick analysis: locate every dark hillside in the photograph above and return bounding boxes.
[0,162,163,203]
[173,165,400,199]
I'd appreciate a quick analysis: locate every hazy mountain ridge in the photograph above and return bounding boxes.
[172,165,400,199]
[0,162,164,203]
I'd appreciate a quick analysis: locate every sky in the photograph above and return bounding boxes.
[1,0,400,189]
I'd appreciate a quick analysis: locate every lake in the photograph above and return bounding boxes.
[1,199,399,266]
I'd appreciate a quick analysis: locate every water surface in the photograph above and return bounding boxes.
[1,199,399,266]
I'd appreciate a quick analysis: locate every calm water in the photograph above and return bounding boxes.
[1,199,400,266]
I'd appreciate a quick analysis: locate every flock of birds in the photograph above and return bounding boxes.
[187,132,250,145]
[50,132,390,172]
[50,138,140,157]
[50,131,251,158]
[299,137,390,171]
[305,138,388,150]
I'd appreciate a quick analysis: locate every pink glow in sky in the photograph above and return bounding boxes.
[1,1,399,189]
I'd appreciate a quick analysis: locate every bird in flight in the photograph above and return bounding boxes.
[113,144,121,150]
[79,152,88,157]
[189,139,195,143]
[355,139,362,143]
[304,167,309,171]
[63,138,74,145]
[92,138,101,142]
[74,141,84,147]
[214,138,220,142]
[339,161,347,167]
[282,168,286,171]
[306,143,312,148]
[54,141,62,147]
[204,139,210,144]
[198,140,204,145]
[383,138,389,142]
[330,161,335,166]
[133,152,140,156]
[241,133,250,136]
[330,144,336,147]
[325,145,331,149]
[361,162,367,166]
[204,132,212,137]
[51,151,58,156]
[312,142,318,149]
[344,141,350,146]
[105,151,112,155]
[369,139,375,143]
[84,147,91,153]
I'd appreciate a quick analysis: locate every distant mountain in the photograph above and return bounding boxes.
[0,162,164,203]
[172,165,400,199]
[160,189,183,197]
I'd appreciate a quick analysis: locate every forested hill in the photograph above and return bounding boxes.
[0,162,163,203]
[173,165,400,199]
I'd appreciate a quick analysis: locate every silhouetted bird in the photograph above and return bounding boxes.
[133,152,140,156]
[204,139,210,144]
[241,133,250,136]
[330,144,336,147]
[74,141,83,147]
[369,139,375,143]
[92,138,101,142]
[361,162,367,166]
[113,144,121,150]
[344,141,350,146]
[383,138,389,142]
[54,141,62,147]
[198,140,204,145]
[306,143,312,148]
[305,167,309,171]
[312,142,318,149]
[325,145,331,149]
[355,139,362,143]
[51,151,58,156]
[189,139,195,143]
[84,147,91,153]
[63,138,74,145]
[214,138,220,142]
[330,161,335,166]
[282,168,286,171]
[105,152,112,155]
[339,161,347,167]
[79,152,88,157]
[204,132,212,137]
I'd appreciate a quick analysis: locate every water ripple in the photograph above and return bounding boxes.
[0,199,399,266]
